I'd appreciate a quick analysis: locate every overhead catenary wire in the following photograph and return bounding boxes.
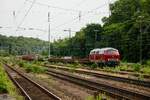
[16,0,36,30]
[26,0,80,12]
[51,3,108,31]
[15,0,28,19]
[26,0,108,13]
[72,0,89,9]
[13,0,109,35]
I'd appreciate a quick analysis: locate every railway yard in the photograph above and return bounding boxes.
[0,57,149,100]
[1,0,150,99]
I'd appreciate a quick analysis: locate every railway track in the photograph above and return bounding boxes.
[4,64,61,100]
[45,65,150,88]
[47,58,150,78]
[46,68,150,100]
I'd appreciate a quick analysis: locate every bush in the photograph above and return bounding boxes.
[146,60,150,66]
[132,64,141,72]
[18,61,25,67]
[24,63,46,73]
[141,67,150,75]
[119,65,128,71]
[91,63,98,69]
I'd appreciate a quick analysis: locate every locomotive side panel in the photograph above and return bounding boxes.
[89,48,120,66]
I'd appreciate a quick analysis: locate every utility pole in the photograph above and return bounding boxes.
[79,11,81,21]
[48,12,51,58]
[139,16,144,65]
[68,28,71,38]
[94,30,99,48]
[64,28,71,39]
[12,11,16,55]
[108,0,111,17]
[13,11,16,28]
[64,28,71,56]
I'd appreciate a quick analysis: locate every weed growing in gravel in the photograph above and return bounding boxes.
[100,62,150,75]
[91,63,98,69]
[74,60,82,67]
[146,60,150,66]
[18,61,25,67]
[132,64,141,72]
[138,74,144,80]
[24,63,47,73]
[86,94,107,100]
[17,61,47,74]
[141,66,150,75]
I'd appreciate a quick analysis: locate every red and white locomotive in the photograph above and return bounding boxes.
[89,47,120,66]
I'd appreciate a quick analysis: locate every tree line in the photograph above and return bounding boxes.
[0,35,48,56]
[0,0,149,63]
[50,0,150,63]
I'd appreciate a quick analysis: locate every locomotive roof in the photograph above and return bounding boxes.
[90,47,118,52]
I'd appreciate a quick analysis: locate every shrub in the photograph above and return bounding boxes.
[24,63,46,73]
[91,63,98,69]
[141,67,150,75]
[18,61,25,67]
[119,65,128,71]
[132,64,141,72]
[146,60,150,66]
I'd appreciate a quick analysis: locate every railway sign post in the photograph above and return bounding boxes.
[94,30,99,48]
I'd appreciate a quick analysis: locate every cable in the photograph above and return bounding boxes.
[16,26,47,32]
[18,0,108,32]
[17,0,36,29]
[51,3,108,31]
[15,0,28,19]
[27,0,107,13]
[72,0,88,8]
[15,0,109,40]
[26,0,80,12]
[51,16,79,31]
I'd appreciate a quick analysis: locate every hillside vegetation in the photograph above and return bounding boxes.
[0,35,48,56]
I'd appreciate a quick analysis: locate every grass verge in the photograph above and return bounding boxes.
[0,63,23,100]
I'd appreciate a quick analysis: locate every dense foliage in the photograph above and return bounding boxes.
[0,0,149,63]
[0,35,48,56]
[51,0,150,63]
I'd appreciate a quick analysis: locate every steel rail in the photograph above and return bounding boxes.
[47,68,150,100]
[45,65,150,88]
[47,58,150,78]
[5,66,32,100]
[4,64,61,100]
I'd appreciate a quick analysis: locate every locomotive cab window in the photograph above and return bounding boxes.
[90,51,95,54]
[96,51,99,54]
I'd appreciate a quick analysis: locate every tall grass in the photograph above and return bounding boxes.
[0,63,23,99]
[18,61,47,73]
[101,62,150,75]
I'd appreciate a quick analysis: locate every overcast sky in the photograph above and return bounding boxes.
[0,0,116,41]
